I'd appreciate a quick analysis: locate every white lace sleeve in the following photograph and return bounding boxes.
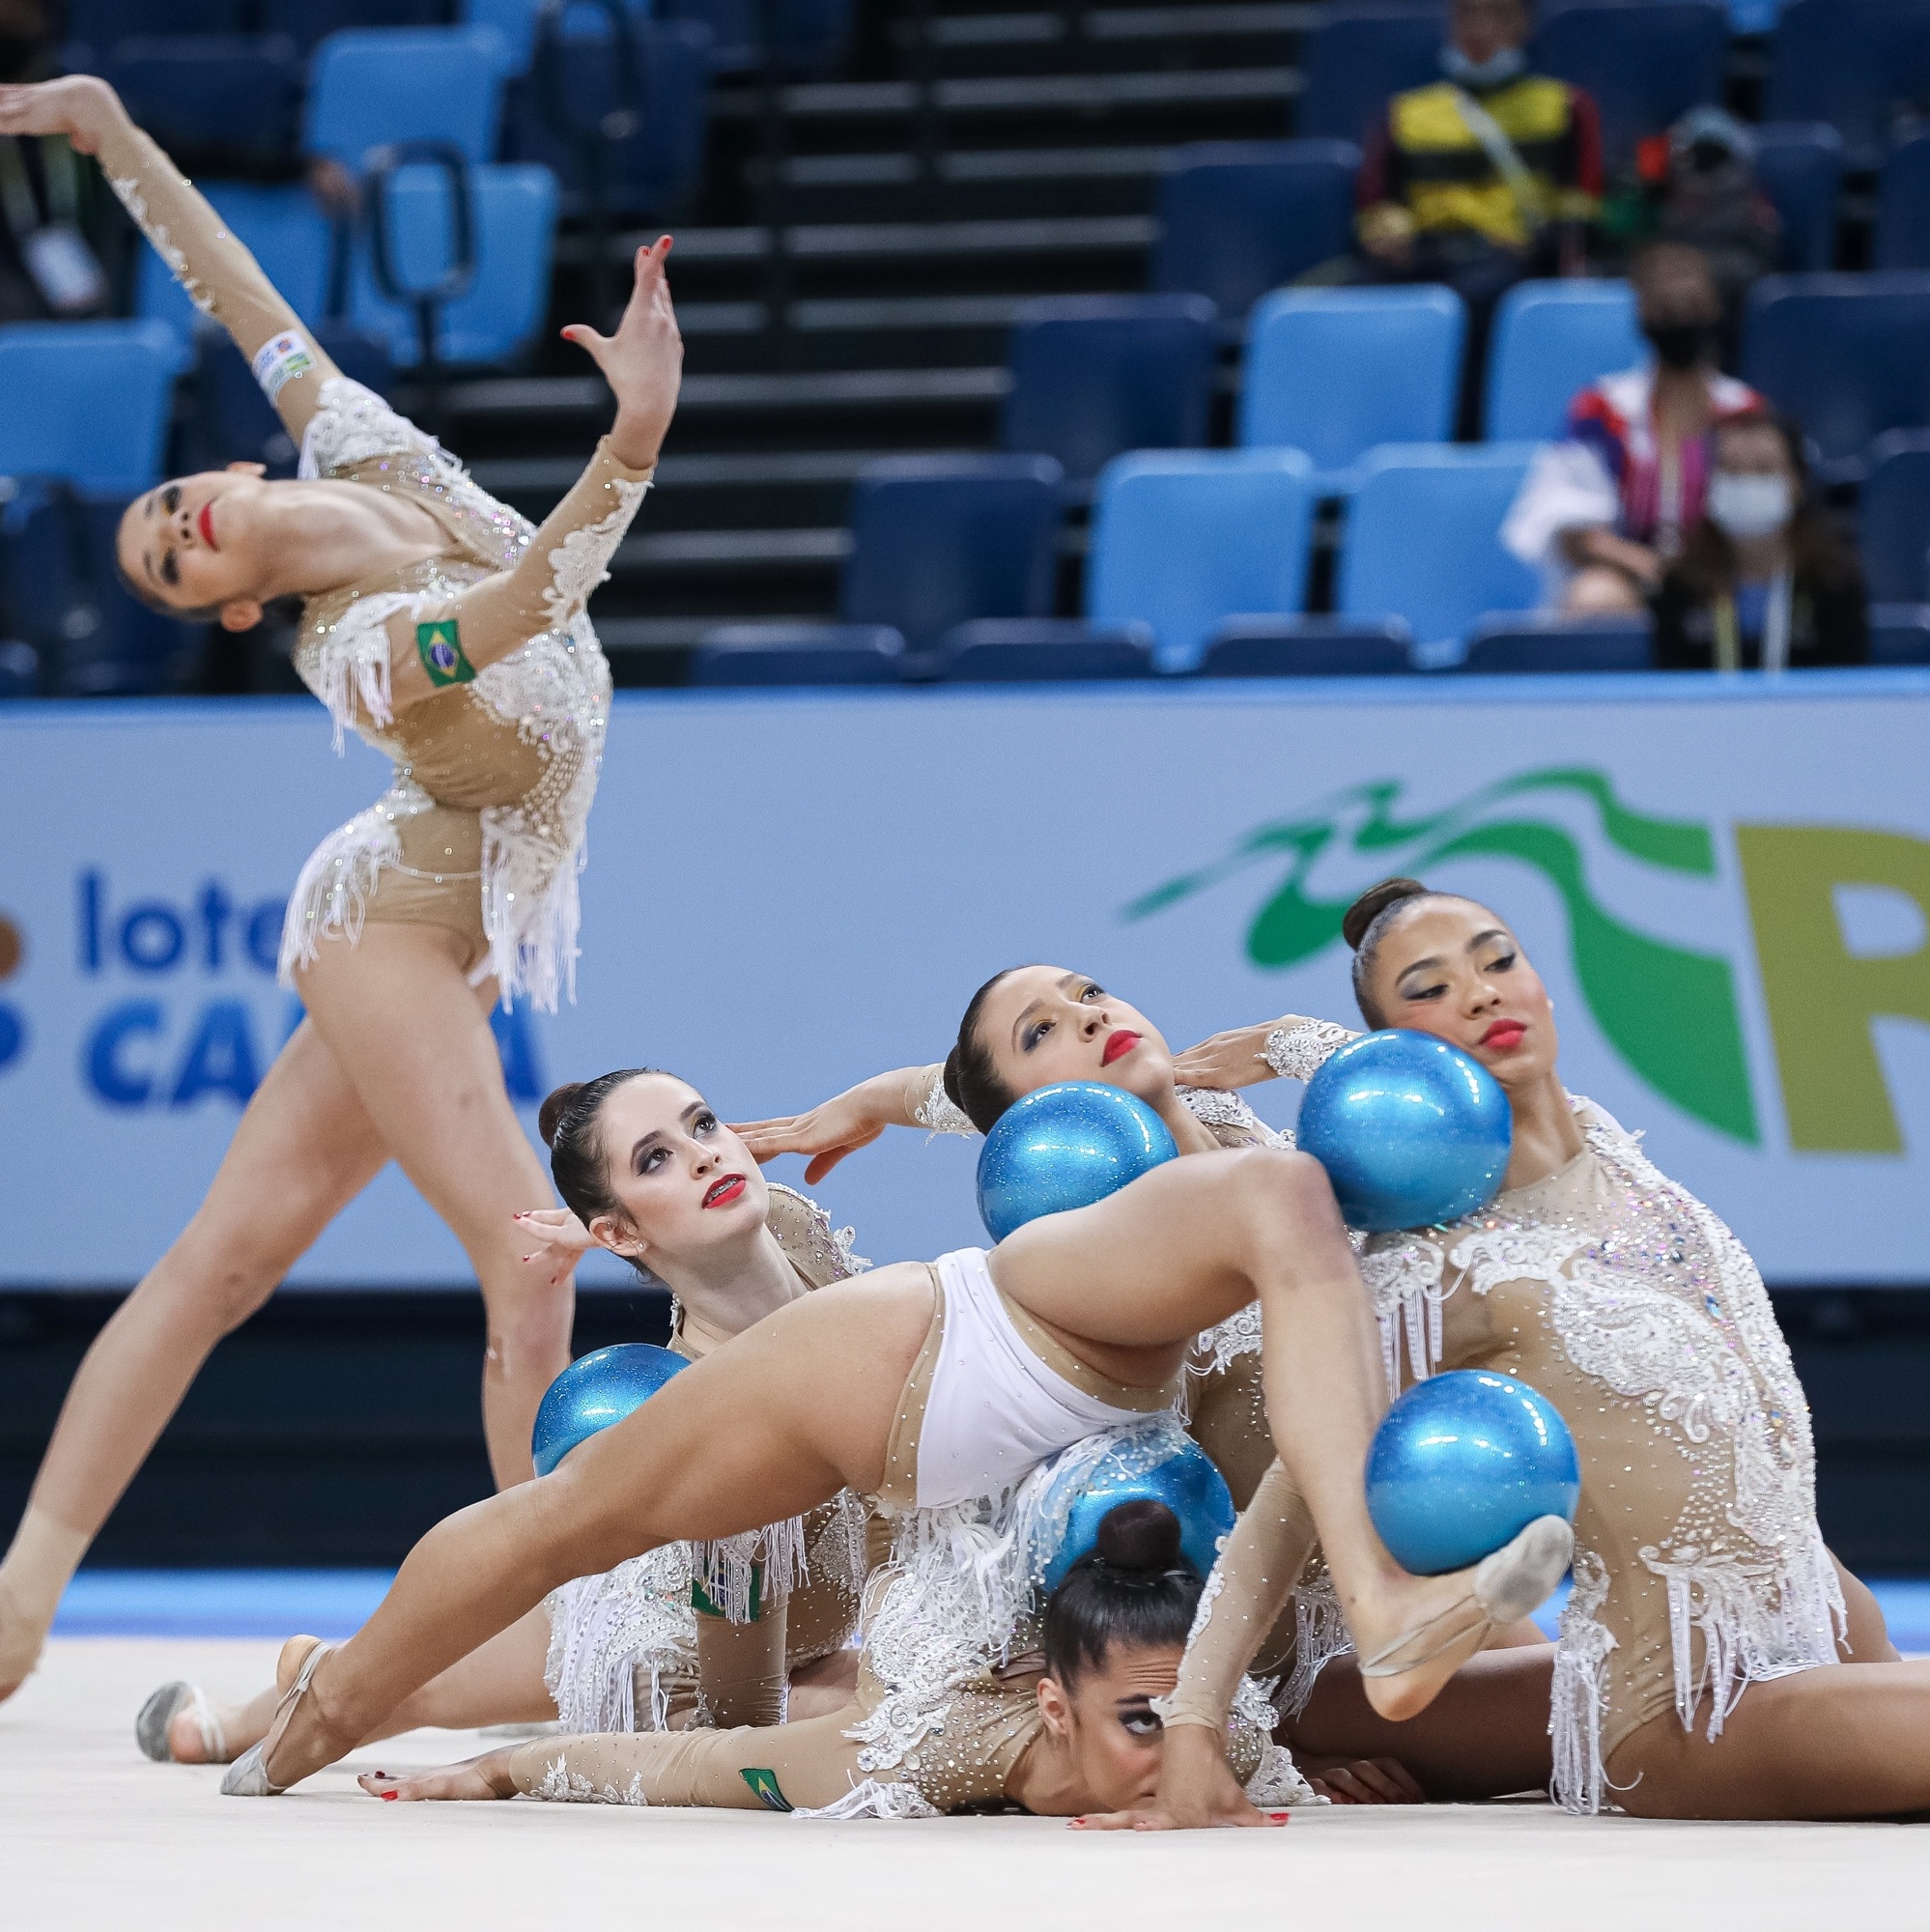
[298,377,455,481]
[913,1065,978,1137]
[1263,1020,1357,1082]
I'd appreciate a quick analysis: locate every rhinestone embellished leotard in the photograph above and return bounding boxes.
[98,114,652,1010]
[1169,1093,1842,1815]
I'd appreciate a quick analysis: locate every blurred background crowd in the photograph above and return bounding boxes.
[1,0,1927,696]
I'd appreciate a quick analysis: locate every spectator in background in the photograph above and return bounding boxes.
[1655,410,1866,669]
[1502,242,1761,611]
[1344,0,1602,429]
[0,0,104,320]
[1610,109,1783,338]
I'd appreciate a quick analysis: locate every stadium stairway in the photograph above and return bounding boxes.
[441,1,1320,679]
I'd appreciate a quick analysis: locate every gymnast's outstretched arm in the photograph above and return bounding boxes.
[0,76,345,440]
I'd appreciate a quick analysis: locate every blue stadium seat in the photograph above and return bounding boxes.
[136,183,332,355]
[928,620,1155,681]
[1483,279,1641,441]
[1753,124,1844,273]
[263,0,455,54]
[1860,431,1930,604]
[1002,297,1218,489]
[501,13,714,219]
[467,0,649,73]
[1741,273,1930,481]
[348,163,558,367]
[0,484,201,696]
[97,37,304,175]
[1087,449,1318,670]
[1766,0,1930,169]
[1533,3,1729,175]
[0,322,183,496]
[659,0,855,73]
[1197,616,1415,676]
[840,456,1064,655]
[1297,5,1445,146]
[1240,286,1464,485]
[66,0,245,40]
[690,626,905,685]
[1875,130,1930,272]
[1869,606,1930,665]
[1149,142,1361,328]
[1456,613,1653,671]
[1338,444,1542,652]
[0,639,36,699]
[304,26,511,174]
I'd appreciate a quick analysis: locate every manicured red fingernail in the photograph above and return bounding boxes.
[381,1789,397,1801]
[1269,1812,1291,1822]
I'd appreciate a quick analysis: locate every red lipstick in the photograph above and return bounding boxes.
[1480,1020,1526,1051]
[702,1174,746,1208]
[197,500,218,551]
[1101,1029,1141,1066]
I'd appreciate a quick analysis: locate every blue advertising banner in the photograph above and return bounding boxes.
[2,671,1926,1286]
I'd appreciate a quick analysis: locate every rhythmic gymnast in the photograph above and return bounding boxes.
[0,73,682,1701]
[1103,880,1917,1828]
[355,1492,1320,1819]
[214,1069,1574,1797]
[138,1073,874,1766]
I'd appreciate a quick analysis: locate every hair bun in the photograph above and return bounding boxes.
[1093,1498,1183,1575]
[1342,877,1429,952]
[537,1081,588,1150]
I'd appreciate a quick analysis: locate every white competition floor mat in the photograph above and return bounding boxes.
[7,1635,1925,1932]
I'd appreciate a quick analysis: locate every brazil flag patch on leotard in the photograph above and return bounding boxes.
[415,619,476,687]
[740,1767,793,1812]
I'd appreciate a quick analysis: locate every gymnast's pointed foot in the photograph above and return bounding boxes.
[1354,1516,1573,1722]
[136,1680,244,1764]
[220,1634,353,1796]
[360,1751,520,1803]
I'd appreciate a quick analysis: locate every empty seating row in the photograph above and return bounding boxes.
[999,273,1930,495]
[66,0,850,82]
[691,446,1930,679]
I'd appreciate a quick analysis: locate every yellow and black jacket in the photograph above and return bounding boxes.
[1358,74,1604,251]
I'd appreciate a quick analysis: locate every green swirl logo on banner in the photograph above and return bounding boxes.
[1127,767,1760,1139]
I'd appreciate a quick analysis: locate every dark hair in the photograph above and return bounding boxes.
[942,965,1033,1133]
[1343,876,1447,1028]
[1671,409,1863,604]
[538,1068,677,1275]
[1041,1500,1203,1691]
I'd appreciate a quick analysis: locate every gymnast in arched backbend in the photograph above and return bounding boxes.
[217,1072,1575,1796]
[1097,880,1913,1828]
[0,72,681,1702]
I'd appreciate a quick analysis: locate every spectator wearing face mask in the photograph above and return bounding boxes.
[1501,242,1762,613]
[1344,0,1602,427]
[1654,411,1866,670]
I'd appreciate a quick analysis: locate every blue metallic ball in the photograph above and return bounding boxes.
[1033,1431,1236,1595]
[977,1080,1179,1243]
[1296,1029,1512,1232]
[531,1343,689,1478]
[1366,1370,1580,1577]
